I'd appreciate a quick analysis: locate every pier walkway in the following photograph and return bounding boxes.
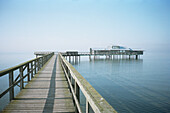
[1,55,75,112]
[0,52,116,113]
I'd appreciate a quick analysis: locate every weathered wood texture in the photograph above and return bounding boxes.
[2,55,75,113]
[59,53,117,113]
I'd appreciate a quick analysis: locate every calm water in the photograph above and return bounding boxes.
[0,52,35,111]
[72,52,170,113]
[0,51,170,112]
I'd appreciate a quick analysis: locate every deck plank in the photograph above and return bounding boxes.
[2,55,75,113]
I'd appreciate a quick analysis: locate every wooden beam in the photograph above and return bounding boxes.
[9,71,14,101]
[19,66,24,90]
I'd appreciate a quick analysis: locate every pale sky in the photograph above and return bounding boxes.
[0,0,170,53]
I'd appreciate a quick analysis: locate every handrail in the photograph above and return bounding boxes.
[0,53,53,76]
[0,52,54,101]
[0,57,37,76]
[59,53,117,113]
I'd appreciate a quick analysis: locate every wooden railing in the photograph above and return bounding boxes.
[59,53,117,113]
[0,52,54,101]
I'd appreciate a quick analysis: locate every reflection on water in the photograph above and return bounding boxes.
[73,56,170,113]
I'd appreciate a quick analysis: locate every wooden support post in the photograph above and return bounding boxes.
[70,76,73,88]
[75,82,80,101]
[74,81,80,113]
[69,56,71,62]
[75,56,77,63]
[9,71,14,101]
[19,66,24,90]
[66,65,68,75]
[31,62,33,78]
[67,69,71,92]
[42,57,44,66]
[44,57,47,64]
[27,63,30,82]
[39,58,41,69]
[44,57,45,64]
[72,56,74,62]
[37,59,40,71]
[42,57,44,67]
[136,55,138,59]
[34,60,36,74]
[41,57,43,68]
[86,100,89,113]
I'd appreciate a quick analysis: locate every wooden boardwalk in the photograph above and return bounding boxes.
[2,55,75,113]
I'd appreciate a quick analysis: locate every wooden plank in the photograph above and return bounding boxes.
[2,55,75,113]
[59,53,117,113]
[31,77,66,81]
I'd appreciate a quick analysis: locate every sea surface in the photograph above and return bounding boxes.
[0,52,35,111]
[72,51,170,113]
[0,51,170,112]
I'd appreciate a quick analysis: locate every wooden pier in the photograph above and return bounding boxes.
[61,48,144,62]
[0,52,117,113]
[1,55,75,112]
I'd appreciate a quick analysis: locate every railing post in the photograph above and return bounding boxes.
[19,66,24,90]
[45,56,47,63]
[66,65,69,75]
[75,82,80,101]
[75,81,80,113]
[27,63,30,81]
[42,57,44,65]
[31,61,33,78]
[41,57,43,68]
[71,75,73,87]
[43,56,46,64]
[39,58,41,69]
[9,71,14,101]
[38,58,40,70]
[34,60,36,74]
[86,100,89,113]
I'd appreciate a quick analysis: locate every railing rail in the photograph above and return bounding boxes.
[59,53,117,113]
[0,52,54,101]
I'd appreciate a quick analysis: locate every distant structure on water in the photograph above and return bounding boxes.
[59,45,144,62]
[89,45,143,59]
